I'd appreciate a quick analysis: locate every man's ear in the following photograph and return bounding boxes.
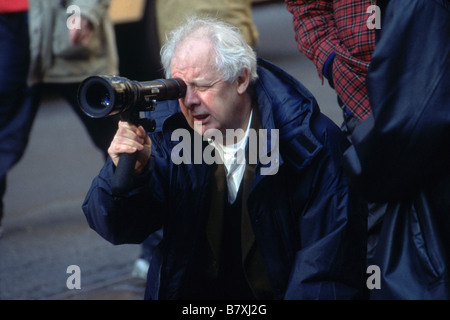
[236,68,250,94]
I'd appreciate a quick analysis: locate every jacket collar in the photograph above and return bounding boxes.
[253,58,323,173]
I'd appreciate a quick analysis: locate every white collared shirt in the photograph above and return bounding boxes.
[211,110,253,204]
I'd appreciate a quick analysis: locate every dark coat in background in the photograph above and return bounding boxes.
[344,0,450,299]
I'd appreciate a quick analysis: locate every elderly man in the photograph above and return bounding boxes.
[82,17,366,300]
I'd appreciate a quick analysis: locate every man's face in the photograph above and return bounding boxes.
[170,37,250,137]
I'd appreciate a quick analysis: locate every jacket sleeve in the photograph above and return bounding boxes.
[82,145,169,245]
[284,114,367,299]
[285,0,337,81]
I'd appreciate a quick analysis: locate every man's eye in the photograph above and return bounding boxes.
[193,85,211,92]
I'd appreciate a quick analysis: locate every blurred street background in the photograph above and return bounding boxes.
[0,1,340,300]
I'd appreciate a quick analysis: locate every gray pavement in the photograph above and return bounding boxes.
[0,2,340,300]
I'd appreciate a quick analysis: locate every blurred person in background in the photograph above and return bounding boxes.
[156,0,259,48]
[0,0,119,238]
[285,0,376,135]
[27,0,119,157]
[0,0,31,238]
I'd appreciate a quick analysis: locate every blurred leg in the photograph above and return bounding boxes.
[0,12,40,230]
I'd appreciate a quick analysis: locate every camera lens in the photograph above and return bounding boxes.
[86,83,110,109]
[101,94,111,108]
[78,77,117,118]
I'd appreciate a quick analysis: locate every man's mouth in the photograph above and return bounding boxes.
[193,114,210,122]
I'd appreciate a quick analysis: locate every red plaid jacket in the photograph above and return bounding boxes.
[286,0,376,121]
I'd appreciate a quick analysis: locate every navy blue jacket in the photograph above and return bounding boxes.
[82,59,367,300]
[343,0,450,299]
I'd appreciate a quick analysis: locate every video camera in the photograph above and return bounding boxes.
[78,75,186,129]
[78,75,186,195]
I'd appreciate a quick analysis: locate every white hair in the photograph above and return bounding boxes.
[160,16,258,83]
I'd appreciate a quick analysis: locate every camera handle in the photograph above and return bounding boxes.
[111,106,156,196]
[111,152,138,196]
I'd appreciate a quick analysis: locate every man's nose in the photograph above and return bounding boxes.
[183,85,200,109]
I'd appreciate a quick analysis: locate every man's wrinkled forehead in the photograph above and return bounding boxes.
[171,36,218,76]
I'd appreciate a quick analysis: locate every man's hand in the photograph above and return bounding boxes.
[69,16,93,46]
[108,121,152,174]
